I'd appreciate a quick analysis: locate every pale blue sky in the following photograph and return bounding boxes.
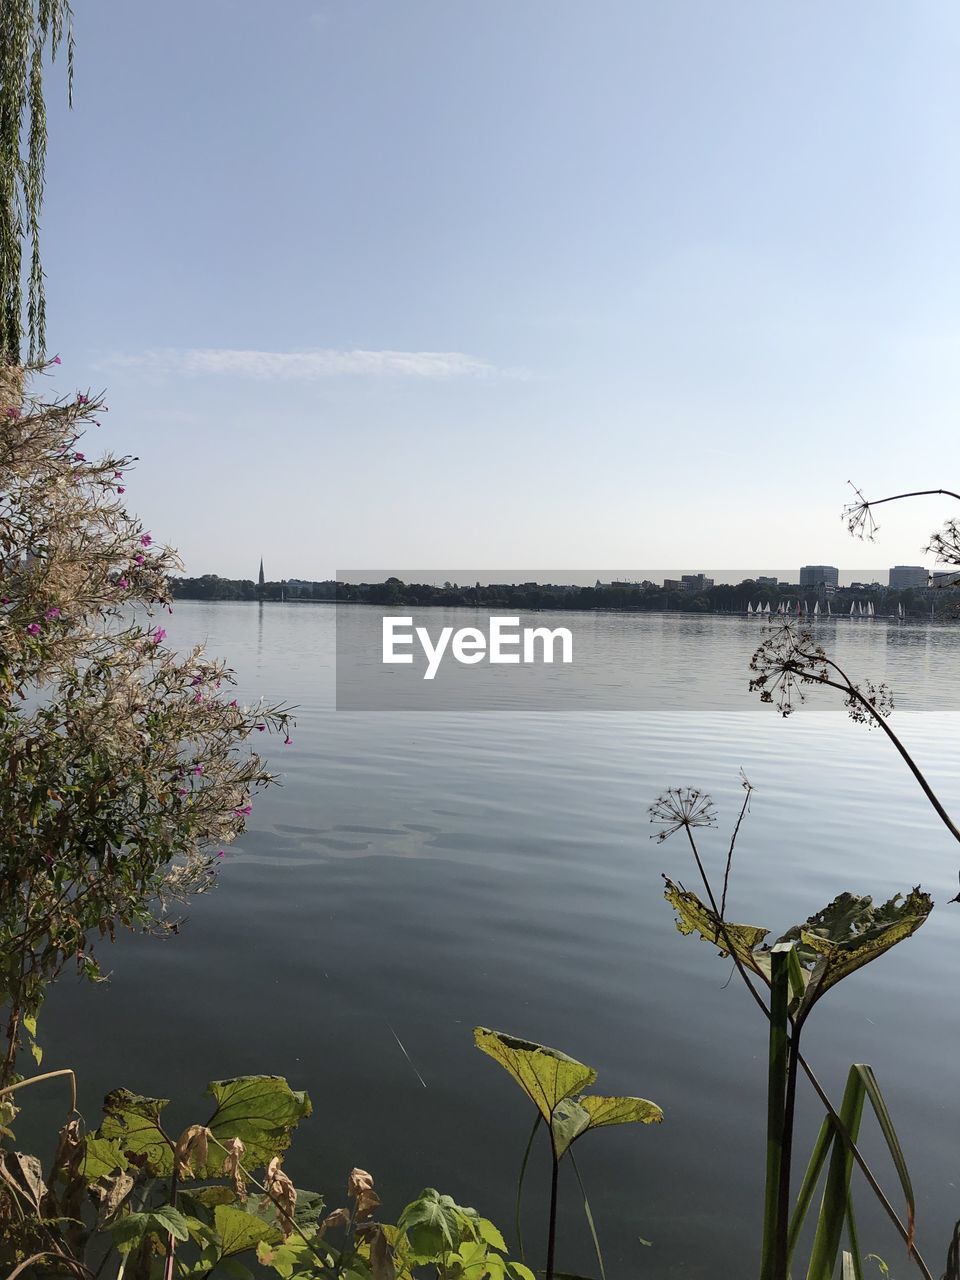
[38,0,960,578]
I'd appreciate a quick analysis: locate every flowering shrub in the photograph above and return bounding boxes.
[0,361,293,1084]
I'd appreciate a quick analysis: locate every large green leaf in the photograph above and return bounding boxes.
[80,1135,129,1181]
[214,1202,281,1258]
[98,1089,174,1177]
[206,1075,312,1171]
[397,1188,470,1257]
[473,1028,597,1124]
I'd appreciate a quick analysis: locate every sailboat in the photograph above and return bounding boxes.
[813,601,820,616]
[763,601,771,615]
[898,602,904,620]
[849,601,855,616]
[827,601,832,617]
[746,601,753,615]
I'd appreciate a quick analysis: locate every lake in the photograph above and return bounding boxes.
[36,603,960,1278]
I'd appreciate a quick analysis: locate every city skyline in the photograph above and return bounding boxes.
[180,563,945,590]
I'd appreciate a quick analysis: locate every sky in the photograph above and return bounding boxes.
[34,0,960,579]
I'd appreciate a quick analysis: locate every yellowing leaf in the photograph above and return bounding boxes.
[663,879,770,977]
[578,1095,664,1130]
[98,1089,173,1177]
[473,1028,597,1124]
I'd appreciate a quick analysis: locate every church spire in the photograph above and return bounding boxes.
[258,558,265,588]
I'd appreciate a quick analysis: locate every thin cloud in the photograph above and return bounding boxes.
[109,347,496,380]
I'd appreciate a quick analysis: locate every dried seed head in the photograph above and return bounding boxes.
[649,787,718,843]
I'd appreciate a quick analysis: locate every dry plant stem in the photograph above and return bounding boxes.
[4,1251,93,1280]
[0,1066,77,1114]
[683,829,934,1280]
[802,657,960,847]
[721,785,751,918]
[857,489,960,509]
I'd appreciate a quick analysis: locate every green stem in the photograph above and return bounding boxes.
[761,945,790,1280]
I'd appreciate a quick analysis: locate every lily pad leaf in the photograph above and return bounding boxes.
[473,1028,597,1124]
[98,1090,173,1177]
[206,1076,312,1172]
[578,1095,664,1131]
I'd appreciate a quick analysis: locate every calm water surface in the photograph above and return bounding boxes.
[39,605,960,1278]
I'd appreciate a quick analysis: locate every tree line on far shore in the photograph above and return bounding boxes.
[170,574,959,616]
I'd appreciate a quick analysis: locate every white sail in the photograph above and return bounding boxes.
[850,602,855,615]
[827,601,832,616]
[763,602,771,615]
[813,601,820,615]
[746,601,753,614]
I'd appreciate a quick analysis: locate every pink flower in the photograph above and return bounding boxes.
[255,724,266,732]
[77,394,88,405]
[151,626,166,644]
[114,471,123,479]
[140,534,152,547]
[216,850,225,858]
[234,804,252,816]
[1,597,9,605]
[117,577,129,590]
[229,699,238,707]
[73,452,85,462]
[53,355,61,365]
[134,554,144,565]
[284,736,293,746]
[117,486,125,494]
[44,607,61,620]
[193,765,204,776]
[26,622,41,636]
[194,691,203,703]
[191,675,203,685]
[177,787,188,797]
[6,408,20,419]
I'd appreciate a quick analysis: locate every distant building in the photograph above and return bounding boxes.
[257,557,265,600]
[680,573,714,593]
[757,576,778,586]
[889,566,927,590]
[799,565,839,588]
[663,579,682,591]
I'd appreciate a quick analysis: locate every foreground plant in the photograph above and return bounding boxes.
[0,363,294,1085]
[474,1027,662,1280]
[0,1068,531,1280]
[654,784,934,1280]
